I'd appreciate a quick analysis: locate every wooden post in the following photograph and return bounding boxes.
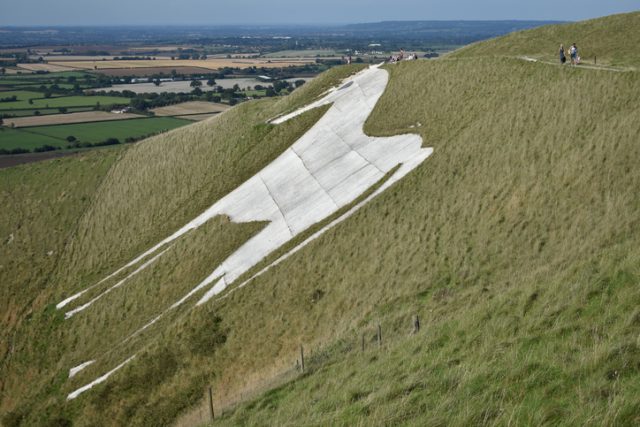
[594,55,597,65]
[361,333,365,352]
[208,386,214,421]
[414,315,420,334]
[300,345,305,373]
[377,324,382,347]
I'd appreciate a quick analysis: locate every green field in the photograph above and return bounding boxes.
[0,90,57,101]
[0,94,130,110]
[0,128,63,150]
[0,71,92,80]
[0,106,94,117]
[264,49,341,58]
[0,117,191,151]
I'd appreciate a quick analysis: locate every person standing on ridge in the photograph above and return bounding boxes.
[559,44,566,64]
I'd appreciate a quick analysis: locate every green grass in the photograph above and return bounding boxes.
[0,127,64,150]
[2,13,640,427]
[0,107,94,117]
[242,89,268,97]
[451,11,640,68]
[0,117,191,151]
[0,90,57,101]
[0,95,130,110]
[23,117,191,144]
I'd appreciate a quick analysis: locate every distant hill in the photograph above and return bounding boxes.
[342,20,560,44]
[452,11,640,67]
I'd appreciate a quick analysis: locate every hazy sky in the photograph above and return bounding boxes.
[1,0,639,26]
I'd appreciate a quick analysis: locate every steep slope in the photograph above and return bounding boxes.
[451,11,640,68]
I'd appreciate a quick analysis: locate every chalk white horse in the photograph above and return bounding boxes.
[59,64,433,319]
[65,63,434,400]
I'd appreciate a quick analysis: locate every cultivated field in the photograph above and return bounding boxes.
[0,94,130,109]
[264,49,341,58]
[4,111,143,128]
[98,77,313,95]
[1,117,191,152]
[0,90,62,100]
[24,116,191,144]
[16,63,79,72]
[48,58,316,71]
[0,107,94,117]
[0,128,63,150]
[93,66,214,77]
[151,101,229,116]
[29,55,172,61]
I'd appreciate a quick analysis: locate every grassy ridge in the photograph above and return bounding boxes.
[451,11,640,67]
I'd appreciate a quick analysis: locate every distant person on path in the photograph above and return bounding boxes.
[570,43,578,65]
[559,44,566,64]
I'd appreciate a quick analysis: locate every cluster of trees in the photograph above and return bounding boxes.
[0,147,30,155]
[172,53,207,60]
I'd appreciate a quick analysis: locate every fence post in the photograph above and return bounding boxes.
[208,386,214,421]
[377,324,382,347]
[300,345,305,373]
[594,55,597,65]
[413,315,420,334]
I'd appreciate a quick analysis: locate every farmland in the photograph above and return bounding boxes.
[24,117,189,143]
[0,117,190,152]
[4,111,143,127]
[0,94,130,109]
[47,58,315,70]
[0,128,63,150]
[2,107,94,117]
[93,66,214,77]
[15,63,78,72]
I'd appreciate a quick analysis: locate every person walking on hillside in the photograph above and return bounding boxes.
[559,44,566,64]
[569,43,578,65]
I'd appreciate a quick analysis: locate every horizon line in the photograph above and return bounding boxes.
[0,19,567,28]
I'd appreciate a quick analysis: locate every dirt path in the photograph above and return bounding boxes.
[519,56,636,72]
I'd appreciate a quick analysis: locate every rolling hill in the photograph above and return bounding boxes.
[1,11,639,427]
[451,11,640,68]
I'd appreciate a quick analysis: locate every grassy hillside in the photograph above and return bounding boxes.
[1,14,640,427]
[206,57,640,425]
[0,64,367,426]
[451,11,640,68]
